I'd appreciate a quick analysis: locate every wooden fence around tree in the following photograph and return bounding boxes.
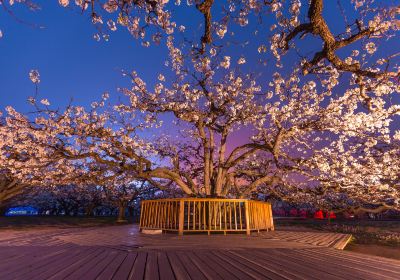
[140,198,274,235]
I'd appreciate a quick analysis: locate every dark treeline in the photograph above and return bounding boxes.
[0,183,182,222]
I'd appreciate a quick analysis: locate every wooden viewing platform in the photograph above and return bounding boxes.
[140,198,274,235]
[0,224,399,279]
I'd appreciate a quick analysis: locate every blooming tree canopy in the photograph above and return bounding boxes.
[0,0,399,212]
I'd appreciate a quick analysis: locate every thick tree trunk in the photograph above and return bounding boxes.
[117,201,128,223]
[128,206,134,218]
[86,205,95,216]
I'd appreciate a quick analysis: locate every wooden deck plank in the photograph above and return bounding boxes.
[0,246,74,278]
[332,235,352,249]
[228,251,305,280]
[129,251,147,280]
[144,251,159,280]
[304,247,400,270]
[48,247,105,279]
[182,251,223,280]
[306,247,400,267]
[173,251,208,280]
[217,250,286,280]
[251,249,346,280]
[157,251,176,280]
[96,250,128,280]
[80,250,120,279]
[298,248,400,278]
[31,248,93,280]
[1,225,399,280]
[285,248,394,280]
[64,248,110,280]
[22,247,85,280]
[194,250,241,279]
[0,246,54,268]
[266,248,363,280]
[166,251,192,280]
[319,233,341,247]
[202,251,254,280]
[264,231,352,249]
[193,250,239,279]
[12,246,92,280]
[112,252,138,279]
[230,249,313,280]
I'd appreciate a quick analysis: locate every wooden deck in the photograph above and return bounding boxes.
[0,225,399,279]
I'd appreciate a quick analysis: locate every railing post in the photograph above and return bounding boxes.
[244,200,250,235]
[178,199,184,236]
[269,204,275,231]
[139,201,144,232]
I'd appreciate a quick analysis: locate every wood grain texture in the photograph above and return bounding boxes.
[0,224,398,280]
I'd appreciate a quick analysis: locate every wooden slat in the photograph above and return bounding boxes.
[204,251,254,280]
[184,251,223,280]
[79,250,120,279]
[166,251,192,280]
[249,249,328,280]
[96,251,128,280]
[12,247,86,279]
[145,251,159,280]
[228,250,307,280]
[157,251,176,280]
[110,252,137,279]
[175,251,207,280]
[0,246,76,278]
[213,251,272,280]
[1,224,400,280]
[300,248,400,277]
[48,247,106,279]
[64,249,110,280]
[281,249,386,280]
[129,251,147,279]
[30,248,91,280]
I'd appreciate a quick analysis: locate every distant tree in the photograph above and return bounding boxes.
[0,172,27,209]
[0,119,29,209]
[103,181,156,222]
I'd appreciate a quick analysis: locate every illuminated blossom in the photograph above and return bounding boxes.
[220,56,230,69]
[365,42,377,54]
[29,70,40,84]
[59,0,69,7]
[40,99,50,106]
[237,57,246,64]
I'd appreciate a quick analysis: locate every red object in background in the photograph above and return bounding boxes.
[299,209,307,218]
[289,208,298,217]
[326,211,337,219]
[314,210,324,219]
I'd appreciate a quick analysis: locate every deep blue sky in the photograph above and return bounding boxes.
[0,2,171,112]
[0,1,275,114]
[0,1,398,116]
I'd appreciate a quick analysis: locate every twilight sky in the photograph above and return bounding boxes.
[0,2,312,111]
[0,1,169,112]
[0,1,399,124]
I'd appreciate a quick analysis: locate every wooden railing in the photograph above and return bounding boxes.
[140,198,274,235]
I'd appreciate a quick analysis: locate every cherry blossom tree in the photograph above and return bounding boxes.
[0,118,29,210]
[3,53,399,210]
[0,174,26,204]
[0,0,399,213]
[0,172,28,215]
